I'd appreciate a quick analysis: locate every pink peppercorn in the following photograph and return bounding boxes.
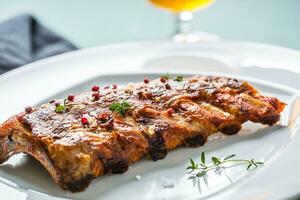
[160,77,166,83]
[92,85,100,91]
[165,83,171,90]
[81,117,89,125]
[144,79,150,84]
[68,95,75,101]
[92,92,101,101]
[25,106,33,114]
[167,108,174,115]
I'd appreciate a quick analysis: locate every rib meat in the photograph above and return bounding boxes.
[0,76,285,192]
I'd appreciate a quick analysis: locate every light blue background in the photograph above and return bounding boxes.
[0,0,299,50]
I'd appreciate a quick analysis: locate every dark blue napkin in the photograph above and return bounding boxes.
[0,14,77,74]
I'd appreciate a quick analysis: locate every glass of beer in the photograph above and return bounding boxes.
[149,0,217,42]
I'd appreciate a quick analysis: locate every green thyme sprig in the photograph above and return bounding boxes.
[161,73,171,80]
[55,99,67,113]
[173,75,183,82]
[160,74,184,82]
[186,152,264,177]
[109,101,130,116]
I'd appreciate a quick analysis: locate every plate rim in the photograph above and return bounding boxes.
[0,70,298,199]
[1,40,300,200]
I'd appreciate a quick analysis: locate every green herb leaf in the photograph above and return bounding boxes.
[247,164,252,170]
[121,101,130,108]
[212,157,220,165]
[187,159,198,172]
[161,73,171,80]
[199,163,206,168]
[99,118,107,123]
[109,103,118,110]
[190,159,196,168]
[55,105,65,113]
[55,99,68,113]
[252,160,258,167]
[109,101,130,116]
[224,154,236,160]
[201,152,206,164]
[196,171,206,177]
[255,161,264,165]
[174,75,183,82]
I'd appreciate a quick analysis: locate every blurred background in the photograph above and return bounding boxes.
[0,0,299,49]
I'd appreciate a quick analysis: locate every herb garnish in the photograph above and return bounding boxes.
[160,74,184,82]
[55,99,67,113]
[161,73,171,80]
[174,75,183,82]
[186,152,264,177]
[99,117,108,123]
[109,101,130,116]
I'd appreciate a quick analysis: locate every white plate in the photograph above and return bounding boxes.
[0,40,300,200]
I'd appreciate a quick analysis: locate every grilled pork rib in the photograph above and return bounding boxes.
[0,76,285,192]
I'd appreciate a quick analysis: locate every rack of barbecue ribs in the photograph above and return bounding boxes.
[0,75,285,192]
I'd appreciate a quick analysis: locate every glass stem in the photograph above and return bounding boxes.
[174,11,193,35]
